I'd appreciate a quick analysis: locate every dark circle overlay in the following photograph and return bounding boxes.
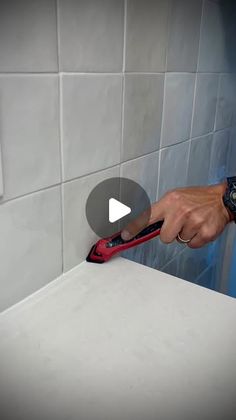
[85,177,151,238]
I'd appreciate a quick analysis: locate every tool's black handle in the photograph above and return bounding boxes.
[106,220,164,248]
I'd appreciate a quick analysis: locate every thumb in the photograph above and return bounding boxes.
[121,202,164,241]
[121,209,150,241]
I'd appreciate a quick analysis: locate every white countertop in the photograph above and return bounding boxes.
[0,257,236,420]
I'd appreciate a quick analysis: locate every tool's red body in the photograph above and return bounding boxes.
[86,221,163,263]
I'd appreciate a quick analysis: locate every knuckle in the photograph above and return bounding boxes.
[189,213,204,229]
[180,204,191,218]
[165,190,181,203]
[200,227,212,242]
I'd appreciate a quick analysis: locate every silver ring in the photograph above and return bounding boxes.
[177,233,191,244]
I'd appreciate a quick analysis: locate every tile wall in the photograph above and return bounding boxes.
[0,0,235,311]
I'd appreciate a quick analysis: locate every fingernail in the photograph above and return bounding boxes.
[121,230,132,241]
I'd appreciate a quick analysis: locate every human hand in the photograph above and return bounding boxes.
[121,182,233,248]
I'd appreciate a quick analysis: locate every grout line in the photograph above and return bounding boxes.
[196,0,205,73]
[0,72,59,76]
[156,148,162,201]
[155,61,167,200]
[214,74,221,131]
[0,70,233,76]
[159,72,166,150]
[197,70,234,75]
[191,131,212,141]
[0,71,122,76]
[122,0,127,73]
[122,138,193,166]
[160,246,186,272]
[120,75,125,170]
[124,71,165,75]
[185,136,192,186]
[165,71,199,75]
[187,70,198,184]
[164,0,172,72]
[190,73,198,139]
[55,0,60,72]
[189,0,205,156]
[190,0,203,143]
[60,71,122,76]
[192,126,231,139]
[63,163,121,185]
[160,137,190,151]
[58,75,65,181]
[60,182,65,273]
[122,149,160,166]
[58,74,65,273]
[120,0,127,170]
[56,0,64,273]
[121,149,160,166]
[195,264,213,284]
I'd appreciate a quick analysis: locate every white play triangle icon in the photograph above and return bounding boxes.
[109,198,131,223]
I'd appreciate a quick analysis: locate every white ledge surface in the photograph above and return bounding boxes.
[0,257,236,420]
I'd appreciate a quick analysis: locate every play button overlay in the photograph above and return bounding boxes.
[86,177,151,238]
[109,198,131,223]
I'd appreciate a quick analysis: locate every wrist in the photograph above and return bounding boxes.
[222,179,236,223]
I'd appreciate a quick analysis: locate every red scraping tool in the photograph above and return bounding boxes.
[86,220,163,263]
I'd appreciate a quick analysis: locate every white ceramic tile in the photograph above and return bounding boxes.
[62,75,122,181]
[0,187,62,311]
[215,74,236,131]
[121,152,159,203]
[209,129,230,184]
[192,74,219,138]
[166,0,202,72]
[158,141,190,199]
[125,0,169,72]
[198,0,229,72]
[0,0,57,72]
[63,166,119,272]
[161,74,195,147]
[0,75,60,201]
[187,134,213,186]
[58,0,124,71]
[122,74,164,161]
